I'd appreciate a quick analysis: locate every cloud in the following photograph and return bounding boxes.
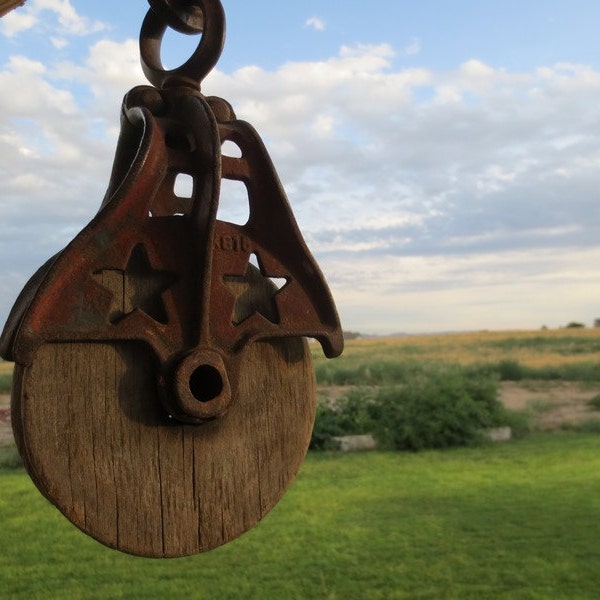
[1,9,37,36]
[204,52,600,330]
[305,16,326,32]
[404,37,421,56]
[0,36,143,319]
[1,29,600,333]
[325,246,600,333]
[1,0,106,37]
[50,36,68,49]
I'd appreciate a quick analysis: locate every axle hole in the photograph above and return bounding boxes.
[189,364,224,403]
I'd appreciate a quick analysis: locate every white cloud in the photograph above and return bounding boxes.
[50,36,68,49]
[305,16,326,32]
[1,9,37,36]
[38,0,105,35]
[203,51,600,330]
[0,55,77,115]
[0,0,106,37]
[404,37,421,56]
[79,39,144,103]
[2,29,600,333]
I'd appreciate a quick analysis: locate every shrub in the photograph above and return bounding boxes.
[561,419,600,434]
[314,361,421,387]
[561,363,600,381]
[467,360,600,382]
[371,367,502,451]
[310,390,374,450]
[0,374,11,394]
[497,359,525,381]
[498,409,531,439]
[311,365,508,452]
[588,395,600,411]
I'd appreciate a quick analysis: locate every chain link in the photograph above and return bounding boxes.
[141,0,225,89]
[148,0,204,35]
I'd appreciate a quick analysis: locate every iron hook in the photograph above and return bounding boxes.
[140,0,225,90]
[148,0,204,35]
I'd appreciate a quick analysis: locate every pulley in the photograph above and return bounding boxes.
[0,0,342,557]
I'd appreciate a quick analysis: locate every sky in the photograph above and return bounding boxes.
[0,1,600,336]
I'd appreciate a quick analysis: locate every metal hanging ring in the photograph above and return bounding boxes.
[140,0,225,89]
[148,0,204,35]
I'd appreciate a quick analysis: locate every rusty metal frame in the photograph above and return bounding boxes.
[0,0,343,423]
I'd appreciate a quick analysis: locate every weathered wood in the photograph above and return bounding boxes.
[14,337,314,557]
[0,1,25,19]
[12,267,316,557]
[4,0,342,557]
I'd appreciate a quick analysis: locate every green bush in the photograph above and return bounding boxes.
[0,374,11,394]
[310,389,375,450]
[310,405,344,450]
[588,395,600,411]
[560,363,600,381]
[371,367,502,451]
[497,408,531,439]
[497,359,525,381]
[467,360,600,382]
[561,419,600,434]
[314,361,420,387]
[311,365,509,452]
[316,356,600,387]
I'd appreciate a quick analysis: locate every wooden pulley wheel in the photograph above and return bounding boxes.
[0,0,343,557]
[11,285,316,557]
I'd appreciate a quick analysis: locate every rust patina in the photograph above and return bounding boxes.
[1,0,342,423]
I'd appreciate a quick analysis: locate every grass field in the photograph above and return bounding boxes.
[312,328,600,388]
[1,434,600,599]
[1,328,600,597]
[2,328,600,394]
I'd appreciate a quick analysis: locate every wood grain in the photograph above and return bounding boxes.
[12,264,316,557]
[0,1,26,19]
[15,337,314,557]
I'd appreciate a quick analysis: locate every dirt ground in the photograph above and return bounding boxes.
[0,394,11,446]
[1,382,600,447]
[500,381,600,430]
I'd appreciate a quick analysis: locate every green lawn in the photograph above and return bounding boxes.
[2,434,600,599]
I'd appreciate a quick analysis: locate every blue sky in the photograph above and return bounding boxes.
[6,2,600,72]
[1,1,600,335]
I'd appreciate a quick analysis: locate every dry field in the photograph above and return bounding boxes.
[500,380,600,429]
[313,327,600,431]
[0,358,11,443]
[318,327,600,368]
[0,397,10,445]
[2,328,600,445]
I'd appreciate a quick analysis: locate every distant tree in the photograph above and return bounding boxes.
[343,331,362,340]
[566,322,585,329]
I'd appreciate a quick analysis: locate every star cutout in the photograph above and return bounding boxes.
[95,244,176,324]
[223,254,289,326]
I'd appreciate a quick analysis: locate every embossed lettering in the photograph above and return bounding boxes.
[217,234,251,252]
